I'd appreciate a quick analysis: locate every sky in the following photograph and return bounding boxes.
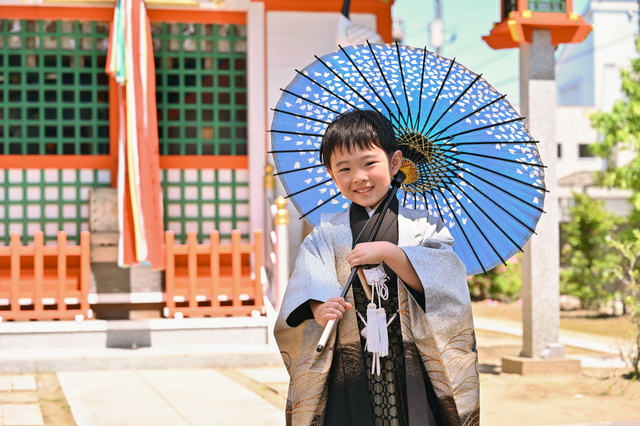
[392,0,592,106]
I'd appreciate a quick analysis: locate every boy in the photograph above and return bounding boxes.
[274,110,479,426]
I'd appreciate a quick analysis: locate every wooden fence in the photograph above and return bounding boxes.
[164,229,264,318]
[0,231,91,321]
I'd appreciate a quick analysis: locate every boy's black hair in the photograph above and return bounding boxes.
[320,109,397,169]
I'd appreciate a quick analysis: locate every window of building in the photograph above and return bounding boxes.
[152,22,247,156]
[161,169,249,243]
[557,143,562,158]
[528,0,566,13]
[0,19,111,156]
[152,22,249,243]
[578,143,595,158]
[0,169,111,245]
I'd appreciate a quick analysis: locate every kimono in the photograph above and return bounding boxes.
[274,197,480,426]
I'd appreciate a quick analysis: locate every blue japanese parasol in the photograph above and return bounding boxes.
[270,42,546,276]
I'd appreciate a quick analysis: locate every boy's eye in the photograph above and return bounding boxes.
[339,168,350,172]
[365,162,377,167]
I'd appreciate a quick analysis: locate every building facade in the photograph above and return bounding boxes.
[555,0,636,219]
[0,0,393,311]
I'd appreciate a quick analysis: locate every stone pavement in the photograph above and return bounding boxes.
[0,375,43,426]
[474,316,627,368]
[57,369,286,426]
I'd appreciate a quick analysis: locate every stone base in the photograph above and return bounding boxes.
[501,356,582,375]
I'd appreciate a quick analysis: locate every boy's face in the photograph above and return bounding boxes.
[327,144,402,209]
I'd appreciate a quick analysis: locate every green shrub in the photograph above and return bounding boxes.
[467,254,521,302]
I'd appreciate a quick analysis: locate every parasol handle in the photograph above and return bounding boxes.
[316,171,406,353]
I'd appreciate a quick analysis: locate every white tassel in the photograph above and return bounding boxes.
[360,264,394,377]
[365,303,381,353]
[377,308,389,358]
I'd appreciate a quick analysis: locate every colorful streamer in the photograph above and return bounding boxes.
[107,0,165,270]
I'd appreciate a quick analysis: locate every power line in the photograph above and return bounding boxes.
[556,30,637,66]
[469,50,517,71]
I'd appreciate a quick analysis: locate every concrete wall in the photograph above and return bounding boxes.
[555,106,601,180]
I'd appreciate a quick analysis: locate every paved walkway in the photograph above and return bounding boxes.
[0,376,43,426]
[58,369,285,426]
[474,316,628,368]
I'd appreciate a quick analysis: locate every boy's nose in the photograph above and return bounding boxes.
[352,169,367,182]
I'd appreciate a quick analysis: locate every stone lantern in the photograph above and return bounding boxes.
[483,0,591,374]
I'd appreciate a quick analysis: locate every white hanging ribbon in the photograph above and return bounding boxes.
[358,264,395,376]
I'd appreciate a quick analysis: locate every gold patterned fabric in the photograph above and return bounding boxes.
[274,205,480,426]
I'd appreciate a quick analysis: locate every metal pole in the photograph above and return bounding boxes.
[274,196,290,309]
[435,0,442,55]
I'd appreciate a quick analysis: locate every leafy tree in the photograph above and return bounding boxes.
[589,32,640,377]
[607,229,640,379]
[590,37,640,231]
[467,254,521,302]
[560,192,621,310]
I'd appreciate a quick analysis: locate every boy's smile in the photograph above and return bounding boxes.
[327,145,402,209]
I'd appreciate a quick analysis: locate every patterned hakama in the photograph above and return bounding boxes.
[275,200,480,426]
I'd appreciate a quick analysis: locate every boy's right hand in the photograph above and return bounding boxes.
[309,297,352,327]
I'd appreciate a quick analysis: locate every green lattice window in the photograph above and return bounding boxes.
[0,169,112,245]
[528,0,565,13]
[503,0,518,19]
[152,22,247,156]
[162,169,249,244]
[0,19,111,155]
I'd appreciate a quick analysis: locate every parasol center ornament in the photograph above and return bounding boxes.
[396,128,448,192]
[399,158,419,185]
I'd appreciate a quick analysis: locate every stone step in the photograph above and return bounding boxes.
[0,344,282,374]
[0,316,269,350]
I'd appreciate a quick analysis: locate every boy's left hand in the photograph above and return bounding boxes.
[346,241,392,268]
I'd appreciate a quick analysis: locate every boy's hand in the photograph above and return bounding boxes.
[346,241,392,268]
[310,297,352,327]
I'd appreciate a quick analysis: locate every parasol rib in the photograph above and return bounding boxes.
[439,189,487,274]
[454,174,538,235]
[441,153,548,193]
[268,129,323,138]
[284,178,334,199]
[421,57,457,135]
[272,108,332,124]
[430,94,507,140]
[299,192,342,220]
[416,47,428,130]
[311,54,401,127]
[442,183,508,266]
[395,42,414,129]
[273,163,323,176]
[452,164,546,213]
[268,149,321,153]
[280,88,344,115]
[438,143,544,168]
[337,45,401,126]
[445,140,539,146]
[293,68,361,110]
[366,41,411,129]
[427,188,445,221]
[420,191,430,212]
[425,73,483,137]
[446,178,524,252]
[455,151,547,168]
[432,116,526,142]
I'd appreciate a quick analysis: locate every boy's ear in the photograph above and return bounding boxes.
[390,150,403,175]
